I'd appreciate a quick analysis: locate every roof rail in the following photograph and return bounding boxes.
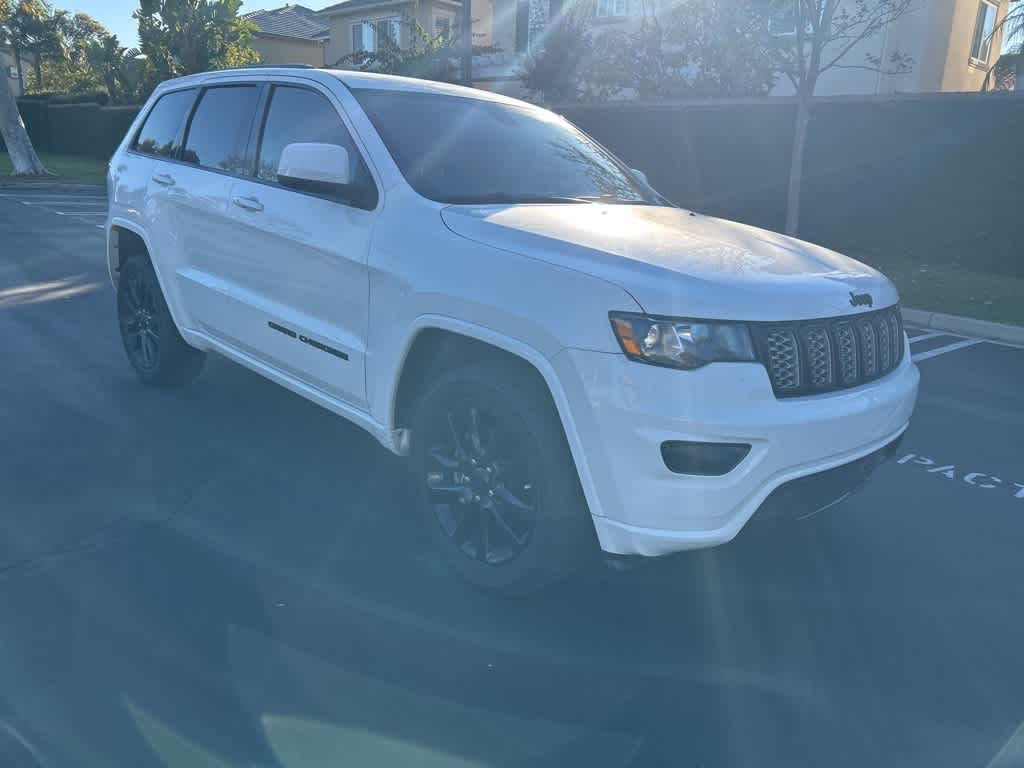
[216,63,317,71]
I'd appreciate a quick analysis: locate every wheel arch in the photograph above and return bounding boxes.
[107,219,195,345]
[107,220,152,288]
[388,317,605,520]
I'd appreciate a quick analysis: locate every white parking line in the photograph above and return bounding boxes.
[908,331,948,344]
[54,211,106,217]
[15,195,106,201]
[912,339,983,362]
[22,201,106,208]
[984,719,1024,768]
[7,197,106,205]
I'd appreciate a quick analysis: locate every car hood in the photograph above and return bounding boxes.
[440,204,898,321]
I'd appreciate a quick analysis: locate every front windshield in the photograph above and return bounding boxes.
[351,88,664,206]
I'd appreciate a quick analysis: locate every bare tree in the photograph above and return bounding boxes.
[770,0,913,234]
[0,0,48,175]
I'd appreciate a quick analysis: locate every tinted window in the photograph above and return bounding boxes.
[133,89,195,158]
[182,86,260,174]
[256,86,376,208]
[352,89,661,206]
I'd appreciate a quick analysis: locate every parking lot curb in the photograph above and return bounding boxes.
[903,307,1024,345]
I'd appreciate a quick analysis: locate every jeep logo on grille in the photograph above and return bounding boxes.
[849,291,873,308]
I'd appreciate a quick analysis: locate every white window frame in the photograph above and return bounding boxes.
[768,0,798,36]
[595,0,628,19]
[351,16,402,53]
[433,11,456,40]
[968,0,998,66]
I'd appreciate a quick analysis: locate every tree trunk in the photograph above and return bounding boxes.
[784,95,811,236]
[13,47,24,95]
[0,67,49,176]
[33,56,43,91]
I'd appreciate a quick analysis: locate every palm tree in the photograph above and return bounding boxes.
[984,0,1023,89]
[87,34,140,104]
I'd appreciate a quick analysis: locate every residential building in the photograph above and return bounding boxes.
[244,4,330,67]
[491,0,652,54]
[488,0,1011,96]
[247,0,493,70]
[769,0,1010,95]
[318,0,492,68]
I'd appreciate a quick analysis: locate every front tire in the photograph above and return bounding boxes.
[117,257,204,387]
[410,361,595,595]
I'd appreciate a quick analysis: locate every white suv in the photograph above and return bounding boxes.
[107,67,919,593]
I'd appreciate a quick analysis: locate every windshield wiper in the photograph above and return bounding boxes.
[576,194,677,207]
[442,194,599,205]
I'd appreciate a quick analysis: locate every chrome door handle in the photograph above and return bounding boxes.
[232,195,264,212]
[152,173,175,186]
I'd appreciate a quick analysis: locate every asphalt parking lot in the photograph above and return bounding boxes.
[1,185,1023,768]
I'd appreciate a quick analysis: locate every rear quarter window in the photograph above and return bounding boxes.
[182,85,261,174]
[132,89,196,158]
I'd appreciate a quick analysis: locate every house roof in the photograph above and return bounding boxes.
[244,5,330,40]
[317,0,417,15]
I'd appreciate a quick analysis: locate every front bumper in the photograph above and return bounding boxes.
[747,432,903,525]
[552,337,919,557]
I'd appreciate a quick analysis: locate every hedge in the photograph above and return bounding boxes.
[560,91,1023,277]
[4,89,1019,276]
[1,100,140,160]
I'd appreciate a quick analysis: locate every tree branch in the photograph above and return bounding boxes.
[818,29,880,74]
[830,63,903,73]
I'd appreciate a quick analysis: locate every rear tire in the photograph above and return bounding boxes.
[117,256,205,387]
[410,360,596,595]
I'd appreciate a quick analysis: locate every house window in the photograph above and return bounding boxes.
[595,0,627,19]
[969,0,997,65]
[434,13,454,40]
[352,16,401,53]
[768,0,797,35]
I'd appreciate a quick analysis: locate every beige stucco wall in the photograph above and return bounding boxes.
[769,0,935,96]
[253,35,326,67]
[322,1,415,65]
[770,0,1008,96]
[939,0,1007,91]
[470,0,495,47]
[322,0,490,66]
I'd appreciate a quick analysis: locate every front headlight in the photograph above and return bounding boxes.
[609,312,756,370]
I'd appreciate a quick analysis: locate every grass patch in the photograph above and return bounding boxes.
[0,152,106,186]
[857,252,1024,327]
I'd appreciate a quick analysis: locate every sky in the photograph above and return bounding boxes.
[64,0,290,48]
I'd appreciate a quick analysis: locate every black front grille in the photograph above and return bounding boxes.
[751,306,904,398]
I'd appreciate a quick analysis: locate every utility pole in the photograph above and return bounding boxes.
[460,0,473,84]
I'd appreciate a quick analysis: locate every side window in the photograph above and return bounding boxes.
[132,89,196,158]
[182,85,260,174]
[256,85,377,209]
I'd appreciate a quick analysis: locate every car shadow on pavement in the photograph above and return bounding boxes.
[0,353,1014,768]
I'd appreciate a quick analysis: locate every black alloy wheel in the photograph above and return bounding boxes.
[119,263,161,373]
[116,257,205,387]
[424,402,538,566]
[411,361,595,595]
